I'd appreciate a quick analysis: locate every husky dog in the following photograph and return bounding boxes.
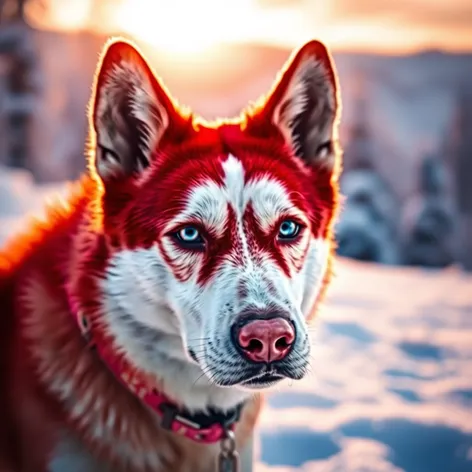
[0,37,342,471]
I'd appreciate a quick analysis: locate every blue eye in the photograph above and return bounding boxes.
[174,226,205,250]
[177,226,202,242]
[278,220,301,240]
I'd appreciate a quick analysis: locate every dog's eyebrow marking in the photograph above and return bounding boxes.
[165,180,228,236]
[244,177,308,232]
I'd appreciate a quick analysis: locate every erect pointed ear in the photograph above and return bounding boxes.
[90,38,185,180]
[251,40,341,173]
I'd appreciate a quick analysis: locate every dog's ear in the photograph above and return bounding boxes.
[250,40,341,174]
[90,39,185,180]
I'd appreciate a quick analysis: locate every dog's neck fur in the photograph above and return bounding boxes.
[21,277,252,471]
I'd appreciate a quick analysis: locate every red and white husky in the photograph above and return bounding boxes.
[0,37,342,471]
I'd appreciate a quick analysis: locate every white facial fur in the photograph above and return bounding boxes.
[100,154,331,412]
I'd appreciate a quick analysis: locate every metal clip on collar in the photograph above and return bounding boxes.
[218,429,239,472]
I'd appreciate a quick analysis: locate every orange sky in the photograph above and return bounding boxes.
[29,0,472,54]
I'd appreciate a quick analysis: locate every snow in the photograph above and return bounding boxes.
[258,262,472,471]
[1,168,471,472]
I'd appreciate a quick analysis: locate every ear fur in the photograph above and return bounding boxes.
[89,38,180,180]
[252,40,341,173]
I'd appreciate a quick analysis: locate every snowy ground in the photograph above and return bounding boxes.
[1,168,471,472]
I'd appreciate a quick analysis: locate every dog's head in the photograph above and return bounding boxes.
[88,39,341,391]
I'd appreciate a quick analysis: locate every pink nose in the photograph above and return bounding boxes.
[236,318,295,363]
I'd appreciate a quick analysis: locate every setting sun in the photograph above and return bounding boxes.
[114,0,259,55]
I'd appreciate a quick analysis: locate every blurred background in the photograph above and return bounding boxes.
[0,1,471,471]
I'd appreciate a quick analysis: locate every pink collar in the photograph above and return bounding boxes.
[75,310,242,444]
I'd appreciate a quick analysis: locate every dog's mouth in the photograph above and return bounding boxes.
[240,371,284,388]
[188,346,308,388]
[188,348,288,387]
[215,363,292,388]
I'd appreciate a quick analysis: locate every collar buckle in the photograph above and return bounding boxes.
[160,402,183,430]
[160,402,203,431]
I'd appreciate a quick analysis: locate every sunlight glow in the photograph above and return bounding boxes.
[30,0,472,54]
[45,0,92,30]
[114,0,259,55]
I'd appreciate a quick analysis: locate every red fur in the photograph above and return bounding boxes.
[0,37,341,471]
[91,123,338,285]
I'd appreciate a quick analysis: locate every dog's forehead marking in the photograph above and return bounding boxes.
[221,154,246,214]
[221,154,252,265]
